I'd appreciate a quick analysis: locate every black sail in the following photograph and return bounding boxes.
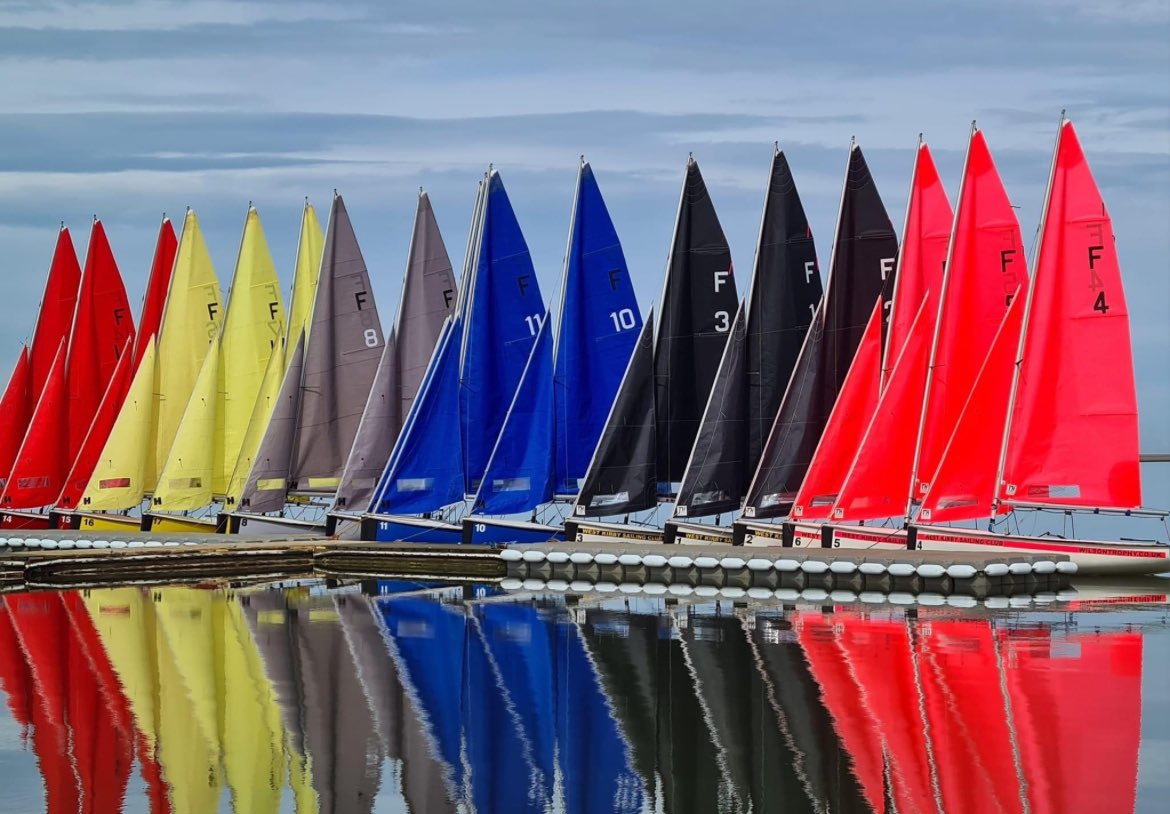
[654,157,738,486]
[747,147,824,471]
[574,314,657,517]
[744,143,898,519]
[674,302,747,517]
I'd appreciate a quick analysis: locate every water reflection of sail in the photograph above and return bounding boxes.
[81,588,172,812]
[474,603,556,801]
[678,612,755,811]
[377,595,467,807]
[220,595,286,813]
[1002,628,1142,814]
[241,590,318,814]
[748,613,868,812]
[151,588,224,813]
[293,593,382,813]
[555,613,645,814]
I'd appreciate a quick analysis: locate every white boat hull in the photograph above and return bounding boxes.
[223,513,328,537]
[663,519,734,546]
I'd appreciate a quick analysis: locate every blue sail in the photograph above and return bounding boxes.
[556,619,645,814]
[554,162,643,495]
[377,596,467,793]
[471,313,554,515]
[369,318,464,514]
[460,170,545,495]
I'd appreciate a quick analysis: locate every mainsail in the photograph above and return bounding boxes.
[284,200,325,367]
[149,209,224,491]
[997,117,1142,511]
[289,193,385,495]
[675,146,823,518]
[224,334,286,508]
[65,219,135,460]
[460,170,546,494]
[151,337,220,510]
[553,160,643,495]
[654,157,738,486]
[29,227,82,398]
[133,217,177,367]
[334,190,457,513]
[744,142,898,518]
[910,126,1026,500]
[574,313,657,516]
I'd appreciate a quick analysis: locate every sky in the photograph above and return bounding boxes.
[0,0,1167,504]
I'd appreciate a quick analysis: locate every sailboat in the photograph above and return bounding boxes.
[1,219,135,529]
[567,155,738,544]
[142,205,286,532]
[221,193,386,536]
[324,190,459,538]
[68,210,224,533]
[800,118,1169,575]
[665,145,824,545]
[363,168,546,543]
[455,159,643,545]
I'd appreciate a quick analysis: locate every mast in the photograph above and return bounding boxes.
[991,111,1065,518]
[881,134,923,383]
[904,121,976,523]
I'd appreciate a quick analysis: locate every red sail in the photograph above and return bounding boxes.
[884,142,952,382]
[790,300,882,519]
[920,294,1023,522]
[914,129,1026,498]
[1004,630,1141,814]
[999,120,1141,509]
[1,342,68,509]
[134,218,177,368]
[832,297,933,521]
[66,220,136,461]
[0,601,35,729]
[57,346,134,509]
[0,347,32,486]
[30,227,82,399]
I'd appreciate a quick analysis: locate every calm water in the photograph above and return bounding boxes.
[0,580,1167,813]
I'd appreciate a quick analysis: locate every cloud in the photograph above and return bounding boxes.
[0,0,365,31]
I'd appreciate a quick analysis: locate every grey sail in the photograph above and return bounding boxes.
[333,191,457,513]
[238,333,305,513]
[240,590,308,759]
[396,191,458,424]
[333,328,398,512]
[336,596,403,760]
[290,193,385,494]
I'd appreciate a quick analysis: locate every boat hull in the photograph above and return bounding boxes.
[222,513,328,537]
[460,517,563,545]
[65,512,144,533]
[0,510,53,531]
[324,513,361,540]
[563,518,664,544]
[141,513,218,533]
[663,519,734,546]
[362,515,463,544]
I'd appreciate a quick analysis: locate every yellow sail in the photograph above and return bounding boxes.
[220,597,286,814]
[285,201,324,367]
[151,338,218,510]
[225,334,284,507]
[150,209,224,490]
[214,207,286,496]
[79,338,157,511]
